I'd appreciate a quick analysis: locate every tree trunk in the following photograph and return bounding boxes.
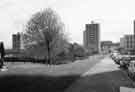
[46,39,51,64]
[47,45,50,64]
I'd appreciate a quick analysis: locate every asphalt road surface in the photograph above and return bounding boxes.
[65,56,133,92]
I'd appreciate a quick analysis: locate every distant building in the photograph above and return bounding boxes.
[83,21,100,54]
[101,41,120,53]
[12,32,24,50]
[101,41,112,53]
[101,41,113,48]
[133,20,135,51]
[111,42,120,51]
[120,35,135,51]
[119,20,135,54]
[120,37,125,48]
[134,20,135,35]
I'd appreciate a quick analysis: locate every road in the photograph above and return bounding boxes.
[65,56,133,92]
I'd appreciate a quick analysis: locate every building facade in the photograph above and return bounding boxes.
[101,41,120,53]
[134,20,135,35]
[120,35,135,51]
[12,32,24,50]
[83,21,100,54]
[101,41,112,53]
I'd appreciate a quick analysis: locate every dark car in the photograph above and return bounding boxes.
[119,56,131,68]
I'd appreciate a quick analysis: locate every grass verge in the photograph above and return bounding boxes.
[0,54,104,92]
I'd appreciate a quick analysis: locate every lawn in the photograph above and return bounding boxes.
[0,55,104,92]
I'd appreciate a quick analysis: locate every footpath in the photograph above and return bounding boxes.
[65,56,133,92]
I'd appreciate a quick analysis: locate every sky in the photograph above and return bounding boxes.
[0,0,135,48]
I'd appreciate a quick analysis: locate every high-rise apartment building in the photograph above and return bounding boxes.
[133,20,135,46]
[12,32,24,50]
[119,20,135,54]
[83,21,100,53]
[133,20,135,51]
[134,20,135,35]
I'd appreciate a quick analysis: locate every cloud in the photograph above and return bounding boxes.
[0,0,134,48]
[0,0,14,9]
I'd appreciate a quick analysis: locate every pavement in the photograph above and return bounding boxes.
[83,56,119,76]
[65,56,133,92]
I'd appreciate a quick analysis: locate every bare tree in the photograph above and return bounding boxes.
[23,8,68,64]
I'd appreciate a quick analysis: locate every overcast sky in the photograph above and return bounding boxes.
[0,0,135,48]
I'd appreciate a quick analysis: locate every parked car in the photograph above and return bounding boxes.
[119,56,131,68]
[129,55,135,60]
[128,60,135,80]
[113,54,122,65]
